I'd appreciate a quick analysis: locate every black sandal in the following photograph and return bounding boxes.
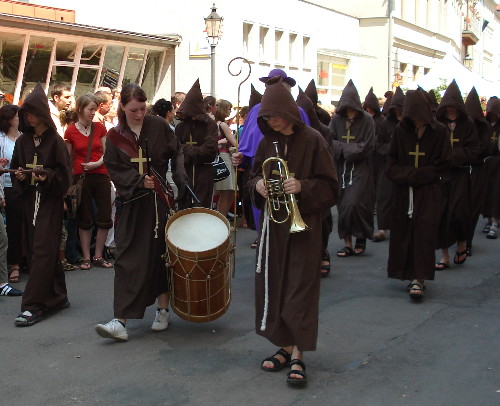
[261,348,291,372]
[337,246,354,257]
[453,250,467,265]
[408,280,425,300]
[354,238,366,255]
[320,253,331,277]
[287,359,307,386]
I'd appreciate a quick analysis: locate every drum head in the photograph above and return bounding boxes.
[167,211,229,252]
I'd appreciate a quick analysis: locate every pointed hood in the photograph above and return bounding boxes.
[18,82,56,133]
[465,87,486,122]
[248,83,262,110]
[257,76,303,134]
[402,88,433,126]
[336,80,363,116]
[427,89,439,112]
[305,79,319,104]
[386,86,405,121]
[436,79,467,119]
[486,97,500,122]
[176,79,206,121]
[363,87,381,116]
[296,87,321,131]
[381,90,393,116]
[304,78,331,125]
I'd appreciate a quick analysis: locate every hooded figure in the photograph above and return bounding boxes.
[482,97,500,229]
[10,83,72,326]
[247,77,338,365]
[237,71,310,234]
[464,87,494,248]
[329,80,375,255]
[427,89,439,116]
[374,86,405,235]
[248,84,262,110]
[305,79,332,126]
[175,79,218,209]
[435,80,480,263]
[296,87,334,275]
[386,89,452,296]
[381,90,394,117]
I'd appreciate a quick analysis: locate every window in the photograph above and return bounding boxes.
[24,36,54,99]
[243,22,256,61]
[101,45,124,89]
[0,32,25,102]
[259,26,269,61]
[122,47,146,87]
[289,33,297,66]
[317,54,349,104]
[302,36,311,67]
[141,50,163,98]
[275,29,284,64]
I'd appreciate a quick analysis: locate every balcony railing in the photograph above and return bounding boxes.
[462,16,481,46]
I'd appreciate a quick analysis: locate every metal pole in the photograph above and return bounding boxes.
[211,44,216,96]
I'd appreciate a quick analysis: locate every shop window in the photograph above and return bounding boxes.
[122,47,146,87]
[0,32,25,104]
[22,36,54,101]
[101,46,124,89]
[141,50,162,99]
[317,54,349,105]
[55,40,77,63]
[75,68,98,96]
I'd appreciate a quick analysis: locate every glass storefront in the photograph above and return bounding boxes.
[317,54,349,105]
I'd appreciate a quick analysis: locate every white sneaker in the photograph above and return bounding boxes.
[151,309,170,331]
[95,319,128,342]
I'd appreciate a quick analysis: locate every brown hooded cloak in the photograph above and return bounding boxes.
[464,87,493,244]
[305,79,331,126]
[328,80,375,240]
[10,83,72,312]
[375,86,405,230]
[386,89,452,281]
[104,114,188,319]
[248,77,338,351]
[175,79,218,209]
[249,84,263,110]
[436,80,480,248]
[482,97,500,219]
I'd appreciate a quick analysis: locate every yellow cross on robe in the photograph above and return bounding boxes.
[186,133,197,146]
[26,154,43,185]
[130,147,151,175]
[409,143,425,168]
[449,131,459,148]
[342,129,355,143]
[491,131,498,143]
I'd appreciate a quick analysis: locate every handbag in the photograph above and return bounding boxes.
[212,154,230,182]
[67,123,95,215]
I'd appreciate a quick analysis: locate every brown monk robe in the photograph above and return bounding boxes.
[248,77,338,385]
[10,83,72,326]
[387,89,452,299]
[329,80,375,256]
[104,114,188,320]
[482,97,500,239]
[435,80,480,268]
[305,79,332,126]
[464,87,493,252]
[375,87,405,238]
[296,87,335,276]
[175,79,218,209]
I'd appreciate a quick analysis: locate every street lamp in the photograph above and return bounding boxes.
[205,3,223,97]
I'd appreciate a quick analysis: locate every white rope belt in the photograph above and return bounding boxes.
[407,186,414,218]
[32,190,40,226]
[256,206,270,331]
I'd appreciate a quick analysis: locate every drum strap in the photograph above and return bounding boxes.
[256,206,271,331]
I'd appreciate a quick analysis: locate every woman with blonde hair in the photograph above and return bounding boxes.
[214,99,238,219]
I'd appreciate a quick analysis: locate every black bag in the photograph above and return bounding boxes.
[212,154,230,182]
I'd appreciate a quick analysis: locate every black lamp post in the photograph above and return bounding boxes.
[204,3,223,97]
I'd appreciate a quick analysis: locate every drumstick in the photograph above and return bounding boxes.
[0,168,48,175]
[186,185,201,205]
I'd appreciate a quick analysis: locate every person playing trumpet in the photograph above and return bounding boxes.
[248,76,338,386]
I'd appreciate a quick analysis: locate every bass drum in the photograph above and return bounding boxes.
[166,208,231,322]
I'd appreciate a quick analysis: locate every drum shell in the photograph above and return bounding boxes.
[166,208,231,322]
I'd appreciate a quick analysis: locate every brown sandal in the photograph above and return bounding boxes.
[92,256,113,268]
[8,267,21,283]
[79,259,92,270]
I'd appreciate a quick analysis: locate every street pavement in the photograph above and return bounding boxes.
[1,213,499,406]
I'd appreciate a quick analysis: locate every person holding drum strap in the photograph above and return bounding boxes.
[95,84,188,342]
[248,76,338,386]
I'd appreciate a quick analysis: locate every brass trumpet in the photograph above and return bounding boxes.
[261,142,309,233]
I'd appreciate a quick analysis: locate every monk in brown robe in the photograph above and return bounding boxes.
[96,84,188,342]
[248,77,338,386]
[482,97,500,239]
[435,80,480,269]
[296,88,334,277]
[11,83,72,326]
[387,89,452,299]
[329,80,375,257]
[464,87,493,252]
[374,87,405,242]
[175,79,218,209]
[304,79,331,126]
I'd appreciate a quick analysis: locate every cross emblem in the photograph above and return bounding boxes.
[409,143,425,168]
[186,133,197,146]
[342,129,355,143]
[130,147,150,175]
[491,131,498,143]
[26,154,43,185]
[449,131,459,148]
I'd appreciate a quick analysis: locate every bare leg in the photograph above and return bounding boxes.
[79,228,92,261]
[438,247,450,266]
[217,190,234,218]
[157,292,170,309]
[94,228,109,259]
[289,346,305,380]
